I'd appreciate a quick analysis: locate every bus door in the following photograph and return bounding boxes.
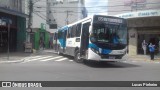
[80,20,91,56]
[62,30,67,53]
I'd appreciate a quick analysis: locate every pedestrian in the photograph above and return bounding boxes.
[43,41,45,50]
[39,37,44,50]
[148,43,155,60]
[142,40,147,55]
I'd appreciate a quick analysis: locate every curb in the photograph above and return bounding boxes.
[0,54,34,64]
[0,59,24,63]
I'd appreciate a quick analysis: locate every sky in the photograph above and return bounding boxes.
[85,0,108,16]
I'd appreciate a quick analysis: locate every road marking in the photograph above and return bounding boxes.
[40,56,63,61]
[69,60,73,62]
[22,56,42,60]
[55,58,68,61]
[22,56,53,63]
[155,62,160,64]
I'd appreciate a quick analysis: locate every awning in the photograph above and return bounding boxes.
[0,7,28,18]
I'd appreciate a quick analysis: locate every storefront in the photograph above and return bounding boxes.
[0,9,27,53]
[116,10,160,55]
[0,25,17,52]
[31,23,50,50]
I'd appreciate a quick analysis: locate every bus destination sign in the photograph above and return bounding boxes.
[95,16,123,24]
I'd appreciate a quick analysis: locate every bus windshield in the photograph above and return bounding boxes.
[91,23,127,45]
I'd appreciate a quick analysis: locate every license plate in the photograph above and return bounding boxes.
[109,56,115,59]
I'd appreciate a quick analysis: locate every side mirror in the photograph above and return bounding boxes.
[90,36,97,43]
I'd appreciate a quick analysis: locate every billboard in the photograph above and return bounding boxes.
[124,0,147,10]
[124,0,146,6]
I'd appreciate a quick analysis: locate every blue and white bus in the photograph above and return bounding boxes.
[57,15,127,63]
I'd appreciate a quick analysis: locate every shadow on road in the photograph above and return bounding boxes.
[60,54,140,68]
[83,61,140,68]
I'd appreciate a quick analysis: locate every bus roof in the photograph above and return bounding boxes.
[58,14,125,31]
[58,26,68,31]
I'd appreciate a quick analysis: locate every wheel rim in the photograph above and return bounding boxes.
[77,53,80,60]
[57,46,60,55]
[76,52,83,63]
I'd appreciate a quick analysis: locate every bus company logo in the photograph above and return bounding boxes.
[2,82,11,87]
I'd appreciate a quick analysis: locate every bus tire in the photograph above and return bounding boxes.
[74,50,83,63]
[57,46,62,55]
[57,50,61,55]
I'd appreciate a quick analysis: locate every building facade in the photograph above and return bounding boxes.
[0,0,27,52]
[32,0,48,29]
[28,0,49,50]
[48,0,86,30]
[108,0,160,55]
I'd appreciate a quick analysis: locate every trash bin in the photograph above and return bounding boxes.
[25,42,32,53]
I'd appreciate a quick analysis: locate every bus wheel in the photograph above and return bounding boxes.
[57,50,60,55]
[57,46,62,55]
[74,50,83,63]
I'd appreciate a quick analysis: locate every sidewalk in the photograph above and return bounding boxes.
[0,49,57,63]
[125,54,160,63]
[0,52,32,63]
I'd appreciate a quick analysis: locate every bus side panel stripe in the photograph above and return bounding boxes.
[88,43,112,54]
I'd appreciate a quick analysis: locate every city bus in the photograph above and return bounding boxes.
[57,15,127,63]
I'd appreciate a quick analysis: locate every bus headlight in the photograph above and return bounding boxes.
[113,50,125,55]
[91,48,99,54]
[117,51,124,54]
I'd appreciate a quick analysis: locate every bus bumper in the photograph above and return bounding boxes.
[87,48,126,62]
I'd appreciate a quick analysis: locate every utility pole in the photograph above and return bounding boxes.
[7,20,10,60]
[66,11,69,25]
[25,0,33,53]
[27,0,33,42]
[1,18,11,60]
[65,11,72,25]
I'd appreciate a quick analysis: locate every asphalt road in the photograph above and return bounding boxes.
[0,51,160,90]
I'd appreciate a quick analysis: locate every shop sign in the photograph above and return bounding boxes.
[130,33,135,38]
[41,23,46,30]
[115,10,160,18]
[0,18,7,26]
[0,17,12,26]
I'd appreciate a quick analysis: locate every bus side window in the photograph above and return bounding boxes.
[70,26,73,38]
[72,24,77,38]
[76,23,81,37]
[67,27,71,38]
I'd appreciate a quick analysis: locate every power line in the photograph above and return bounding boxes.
[33,12,47,21]
[33,8,47,18]
[33,2,160,8]
[34,7,160,13]
[33,10,56,25]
